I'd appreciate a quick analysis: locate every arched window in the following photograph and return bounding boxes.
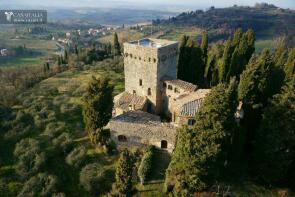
[161,140,168,149]
[188,119,196,126]
[147,88,151,96]
[118,135,127,142]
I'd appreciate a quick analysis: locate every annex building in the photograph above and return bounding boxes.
[108,38,211,152]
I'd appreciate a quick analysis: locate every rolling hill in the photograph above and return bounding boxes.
[154,3,295,45]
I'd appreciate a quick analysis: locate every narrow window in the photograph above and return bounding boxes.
[118,135,127,142]
[148,88,151,96]
[168,85,173,90]
[133,90,136,94]
[161,140,168,149]
[174,88,179,93]
[188,119,196,126]
[163,82,167,88]
[153,58,157,63]
[139,79,142,86]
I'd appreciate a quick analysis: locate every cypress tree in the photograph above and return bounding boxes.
[177,35,189,81]
[227,30,255,81]
[285,48,295,80]
[238,49,282,107]
[244,29,255,61]
[201,31,209,66]
[82,76,114,145]
[165,83,238,195]
[219,39,232,83]
[186,39,203,85]
[274,40,286,68]
[205,44,223,87]
[253,80,295,185]
[232,28,243,47]
[238,49,284,161]
[114,149,134,196]
[113,33,121,56]
[57,56,62,66]
[270,43,287,96]
[74,44,79,56]
[64,49,69,64]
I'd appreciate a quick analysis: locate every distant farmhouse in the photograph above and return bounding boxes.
[108,38,211,152]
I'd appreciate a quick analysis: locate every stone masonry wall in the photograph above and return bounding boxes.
[124,43,158,113]
[123,41,179,114]
[109,120,177,153]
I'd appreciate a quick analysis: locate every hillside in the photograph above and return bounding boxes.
[48,8,175,26]
[154,3,295,45]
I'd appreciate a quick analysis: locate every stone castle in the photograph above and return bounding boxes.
[108,38,210,152]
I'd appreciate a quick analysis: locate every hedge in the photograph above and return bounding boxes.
[138,146,155,184]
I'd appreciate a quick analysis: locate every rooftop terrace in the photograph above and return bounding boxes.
[128,38,178,48]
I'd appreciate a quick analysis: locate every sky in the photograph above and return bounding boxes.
[1,0,294,10]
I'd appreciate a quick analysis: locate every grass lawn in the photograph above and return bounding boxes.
[98,29,144,44]
[0,55,46,68]
[156,26,203,41]
[255,38,276,52]
[135,150,171,196]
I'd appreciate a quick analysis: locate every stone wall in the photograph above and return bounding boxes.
[123,40,179,114]
[109,119,177,153]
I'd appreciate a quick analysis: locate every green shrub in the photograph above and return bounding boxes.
[14,138,46,178]
[3,111,35,140]
[52,132,73,154]
[72,84,87,97]
[114,149,134,195]
[53,96,67,106]
[34,109,56,129]
[103,139,117,155]
[4,124,33,140]
[65,146,87,168]
[18,173,58,197]
[138,146,155,184]
[0,179,22,197]
[43,122,67,138]
[79,163,107,195]
[60,103,80,114]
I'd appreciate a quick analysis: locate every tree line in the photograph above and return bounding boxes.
[165,29,295,195]
[177,29,255,87]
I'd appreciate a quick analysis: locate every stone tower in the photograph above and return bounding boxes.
[123,38,179,114]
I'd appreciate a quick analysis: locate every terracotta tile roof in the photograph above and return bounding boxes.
[173,89,211,117]
[164,79,198,92]
[111,111,160,124]
[180,99,205,116]
[114,92,147,111]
